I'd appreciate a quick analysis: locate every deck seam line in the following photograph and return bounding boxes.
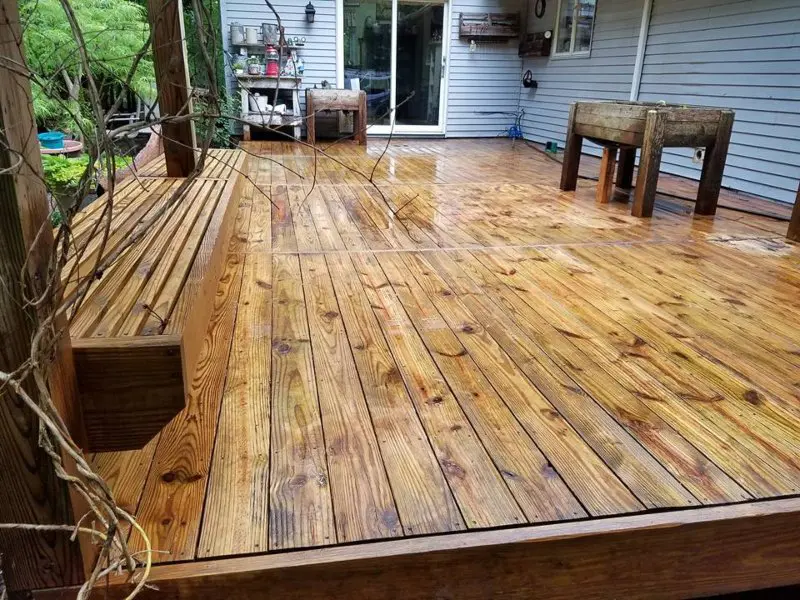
[261,235,789,256]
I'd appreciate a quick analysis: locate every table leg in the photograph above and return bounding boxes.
[596,147,618,204]
[787,183,800,242]
[240,87,250,141]
[695,110,734,216]
[616,147,636,190]
[292,89,301,140]
[559,102,583,191]
[306,92,315,145]
[356,91,367,145]
[632,110,667,218]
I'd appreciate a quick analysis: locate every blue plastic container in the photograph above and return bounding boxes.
[38,131,65,149]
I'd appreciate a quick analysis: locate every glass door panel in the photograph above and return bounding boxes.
[395,2,444,128]
[343,0,393,124]
[341,0,447,131]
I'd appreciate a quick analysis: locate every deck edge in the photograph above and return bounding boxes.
[34,497,800,599]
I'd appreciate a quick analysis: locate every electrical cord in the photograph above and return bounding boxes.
[522,140,790,222]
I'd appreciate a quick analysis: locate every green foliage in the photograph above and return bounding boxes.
[42,153,131,208]
[193,93,240,148]
[183,0,225,94]
[20,0,155,132]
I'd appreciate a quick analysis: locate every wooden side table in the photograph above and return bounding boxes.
[306,89,367,146]
[559,101,735,218]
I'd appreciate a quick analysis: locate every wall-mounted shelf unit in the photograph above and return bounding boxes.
[458,13,520,39]
[519,30,553,57]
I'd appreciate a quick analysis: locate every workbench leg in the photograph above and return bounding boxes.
[632,110,667,218]
[306,92,315,145]
[559,102,583,191]
[356,90,367,145]
[616,147,636,190]
[240,87,251,142]
[788,183,800,242]
[292,89,301,140]
[596,147,617,204]
[695,110,734,216]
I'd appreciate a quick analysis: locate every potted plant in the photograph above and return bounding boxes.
[246,56,261,75]
[233,57,245,76]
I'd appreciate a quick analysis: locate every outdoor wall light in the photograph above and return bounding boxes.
[305,2,316,23]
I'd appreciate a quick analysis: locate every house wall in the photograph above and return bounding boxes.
[518,0,644,156]
[637,0,800,204]
[221,0,337,122]
[445,0,523,137]
[518,0,800,205]
[221,0,524,138]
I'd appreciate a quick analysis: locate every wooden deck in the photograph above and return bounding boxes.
[59,139,800,597]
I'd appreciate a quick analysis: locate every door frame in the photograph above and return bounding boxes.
[335,0,450,135]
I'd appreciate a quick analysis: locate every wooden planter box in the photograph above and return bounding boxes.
[560,101,735,218]
[64,149,247,451]
[570,101,725,148]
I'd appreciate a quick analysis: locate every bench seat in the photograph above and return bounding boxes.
[63,149,247,451]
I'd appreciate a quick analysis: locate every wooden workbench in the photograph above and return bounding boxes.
[559,101,735,218]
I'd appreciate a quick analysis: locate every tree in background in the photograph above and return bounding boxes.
[21,0,155,135]
[184,0,238,147]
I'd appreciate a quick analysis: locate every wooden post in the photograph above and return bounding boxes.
[788,183,800,242]
[631,110,666,218]
[596,147,618,204]
[306,89,316,145]
[559,103,583,192]
[355,90,367,145]
[0,0,86,591]
[695,110,734,216]
[616,147,636,190]
[148,0,196,177]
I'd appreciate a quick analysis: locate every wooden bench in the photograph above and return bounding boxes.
[306,88,367,145]
[559,101,735,218]
[63,149,247,451]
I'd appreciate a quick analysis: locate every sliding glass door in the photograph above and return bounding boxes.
[341,0,448,134]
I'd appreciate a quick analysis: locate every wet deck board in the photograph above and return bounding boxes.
[94,139,800,562]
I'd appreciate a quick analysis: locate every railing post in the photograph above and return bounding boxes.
[148,0,197,176]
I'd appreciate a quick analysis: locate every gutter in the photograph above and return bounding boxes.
[629,0,653,101]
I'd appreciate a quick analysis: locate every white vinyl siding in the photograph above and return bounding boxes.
[518,0,643,155]
[445,0,524,137]
[637,0,800,204]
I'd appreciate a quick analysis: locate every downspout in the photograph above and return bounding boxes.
[629,0,653,101]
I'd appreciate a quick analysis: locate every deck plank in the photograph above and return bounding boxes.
[465,249,751,503]
[269,252,336,550]
[376,253,587,522]
[429,250,702,509]
[300,254,402,542]
[128,243,247,561]
[197,173,273,558]
[391,251,644,516]
[325,253,466,535]
[352,252,527,528]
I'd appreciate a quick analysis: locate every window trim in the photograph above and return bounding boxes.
[551,0,597,59]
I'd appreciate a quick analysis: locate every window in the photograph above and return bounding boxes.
[553,0,596,57]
